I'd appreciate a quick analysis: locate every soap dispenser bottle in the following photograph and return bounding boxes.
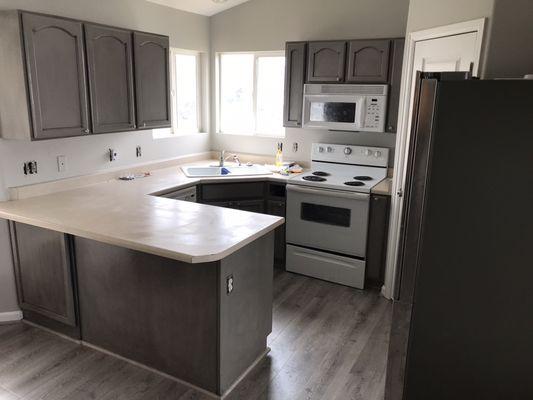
[275,142,283,167]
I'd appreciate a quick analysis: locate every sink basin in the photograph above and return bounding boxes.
[182,164,272,177]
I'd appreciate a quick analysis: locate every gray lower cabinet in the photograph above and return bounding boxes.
[21,12,90,140]
[9,222,79,338]
[307,41,347,83]
[346,39,390,83]
[266,198,286,268]
[133,32,171,129]
[85,24,136,133]
[283,42,307,127]
[365,194,391,288]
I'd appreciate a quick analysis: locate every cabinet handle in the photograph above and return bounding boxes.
[143,122,147,128]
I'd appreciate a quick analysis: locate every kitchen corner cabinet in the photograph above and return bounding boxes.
[85,24,136,133]
[346,39,390,83]
[0,10,171,141]
[133,32,171,130]
[283,42,307,127]
[365,194,391,288]
[307,41,347,83]
[9,222,80,338]
[198,182,286,267]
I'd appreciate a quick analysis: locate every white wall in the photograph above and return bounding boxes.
[209,0,410,165]
[0,0,211,313]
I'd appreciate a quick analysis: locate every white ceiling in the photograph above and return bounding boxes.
[147,0,252,16]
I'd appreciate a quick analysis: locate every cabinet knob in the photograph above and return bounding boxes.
[143,122,147,128]
[83,128,89,133]
[336,77,341,82]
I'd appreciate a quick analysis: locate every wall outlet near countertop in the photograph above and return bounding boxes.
[109,149,118,162]
[136,146,142,158]
[226,275,234,294]
[57,155,67,172]
[23,161,38,175]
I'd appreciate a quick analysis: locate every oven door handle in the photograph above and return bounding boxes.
[287,184,370,201]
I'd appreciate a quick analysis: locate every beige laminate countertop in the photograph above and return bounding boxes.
[0,161,291,264]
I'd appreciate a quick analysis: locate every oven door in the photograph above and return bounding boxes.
[286,184,370,257]
[303,94,365,131]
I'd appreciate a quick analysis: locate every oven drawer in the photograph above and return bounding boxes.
[286,184,370,257]
[286,245,365,289]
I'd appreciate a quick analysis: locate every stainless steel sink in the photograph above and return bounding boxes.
[181,164,272,177]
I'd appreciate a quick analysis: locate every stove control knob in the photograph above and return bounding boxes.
[318,146,325,153]
[326,146,333,153]
[364,149,373,156]
[374,151,382,158]
[344,147,352,155]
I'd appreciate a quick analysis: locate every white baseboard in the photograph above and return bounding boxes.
[0,310,23,323]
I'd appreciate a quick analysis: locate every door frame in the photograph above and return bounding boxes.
[382,19,486,299]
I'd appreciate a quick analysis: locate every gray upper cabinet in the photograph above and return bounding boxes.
[85,24,135,133]
[283,42,306,127]
[0,11,171,140]
[133,32,171,130]
[21,12,90,140]
[386,38,405,133]
[307,41,347,83]
[346,39,390,83]
[9,222,77,328]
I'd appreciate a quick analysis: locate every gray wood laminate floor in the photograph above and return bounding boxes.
[0,270,392,400]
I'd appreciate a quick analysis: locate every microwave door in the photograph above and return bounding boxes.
[303,95,362,130]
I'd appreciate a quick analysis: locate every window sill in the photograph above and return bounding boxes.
[152,129,208,140]
[218,131,285,139]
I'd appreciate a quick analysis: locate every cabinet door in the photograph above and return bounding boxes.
[133,32,171,129]
[233,199,265,213]
[365,194,391,287]
[283,42,306,127]
[267,199,286,267]
[346,39,391,83]
[85,24,136,133]
[21,13,90,139]
[10,222,77,327]
[307,41,346,83]
[385,38,405,133]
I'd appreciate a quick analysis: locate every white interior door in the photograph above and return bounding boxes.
[384,20,485,299]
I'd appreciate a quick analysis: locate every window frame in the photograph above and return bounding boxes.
[216,50,286,138]
[154,48,203,138]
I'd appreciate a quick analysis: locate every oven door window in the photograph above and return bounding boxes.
[309,102,356,123]
[301,203,351,227]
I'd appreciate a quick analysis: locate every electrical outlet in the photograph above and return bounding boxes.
[292,142,299,153]
[23,161,38,175]
[136,146,142,158]
[57,155,67,172]
[226,275,234,294]
[109,149,118,162]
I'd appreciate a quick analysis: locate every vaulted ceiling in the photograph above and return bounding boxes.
[146,0,252,16]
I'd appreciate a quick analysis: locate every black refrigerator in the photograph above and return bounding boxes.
[385,73,533,400]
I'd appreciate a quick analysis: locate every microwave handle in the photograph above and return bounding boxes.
[356,96,366,127]
[287,184,370,201]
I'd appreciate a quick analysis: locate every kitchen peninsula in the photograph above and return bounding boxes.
[0,164,285,398]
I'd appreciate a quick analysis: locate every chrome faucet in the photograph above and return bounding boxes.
[218,150,241,167]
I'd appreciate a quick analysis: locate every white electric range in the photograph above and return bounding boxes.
[285,143,389,289]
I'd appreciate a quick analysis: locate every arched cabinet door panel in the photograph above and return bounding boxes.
[85,24,136,133]
[346,39,391,83]
[133,32,171,129]
[307,41,347,83]
[22,13,90,139]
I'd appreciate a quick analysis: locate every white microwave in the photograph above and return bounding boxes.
[302,84,388,132]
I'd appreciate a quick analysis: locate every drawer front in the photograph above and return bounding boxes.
[286,245,365,289]
[201,182,265,201]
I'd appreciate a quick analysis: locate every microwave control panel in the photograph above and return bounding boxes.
[363,96,387,132]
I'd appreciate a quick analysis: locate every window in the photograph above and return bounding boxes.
[217,52,285,137]
[154,49,202,138]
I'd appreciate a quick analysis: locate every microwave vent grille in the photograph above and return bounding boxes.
[305,84,387,96]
